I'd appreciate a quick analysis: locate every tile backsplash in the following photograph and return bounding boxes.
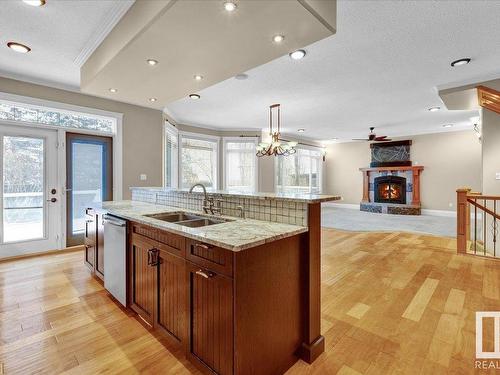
[131,188,308,226]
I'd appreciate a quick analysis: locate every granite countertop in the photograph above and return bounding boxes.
[92,200,308,252]
[131,187,341,203]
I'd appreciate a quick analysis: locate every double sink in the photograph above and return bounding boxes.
[144,211,233,228]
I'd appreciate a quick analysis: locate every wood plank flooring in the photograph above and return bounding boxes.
[1,230,499,374]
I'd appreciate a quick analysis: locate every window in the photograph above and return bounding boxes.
[164,123,178,188]
[276,147,322,194]
[180,134,218,190]
[223,138,258,192]
[0,99,115,133]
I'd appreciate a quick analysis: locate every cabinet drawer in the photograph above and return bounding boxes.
[131,223,185,257]
[186,240,233,278]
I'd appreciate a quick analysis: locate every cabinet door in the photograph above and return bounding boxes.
[94,213,105,280]
[187,262,234,375]
[84,211,96,270]
[129,234,157,327]
[155,247,186,343]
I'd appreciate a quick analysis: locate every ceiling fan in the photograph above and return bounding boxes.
[353,127,392,142]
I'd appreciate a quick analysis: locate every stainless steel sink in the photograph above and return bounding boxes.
[175,218,229,228]
[144,212,201,222]
[144,212,232,227]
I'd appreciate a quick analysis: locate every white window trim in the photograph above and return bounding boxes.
[163,121,179,188]
[178,131,220,190]
[222,137,259,192]
[274,144,323,194]
[0,91,123,248]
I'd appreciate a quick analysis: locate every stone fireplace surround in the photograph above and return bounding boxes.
[359,166,424,215]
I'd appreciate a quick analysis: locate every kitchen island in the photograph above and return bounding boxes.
[88,190,340,375]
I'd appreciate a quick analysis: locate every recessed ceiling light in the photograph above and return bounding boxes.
[223,2,237,11]
[22,0,46,6]
[194,74,203,81]
[7,42,31,53]
[289,49,306,60]
[189,94,201,100]
[149,98,157,102]
[234,73,248,80]
[109,88,117,93]
[442,124,453,128]
[451,58,471,67]
[146,59,158,66]
[428,106,440,112]
[298,128,305,133]
[273,35,285,43]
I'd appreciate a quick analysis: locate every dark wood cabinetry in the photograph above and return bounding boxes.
[84,208,105,281]
[187,262,233,375]
[122,221,307,375]
[129,233,157,327]
[156,247,186,343]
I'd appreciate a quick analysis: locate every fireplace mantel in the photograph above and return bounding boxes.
[359,166,424,173]
[359,165,425,214]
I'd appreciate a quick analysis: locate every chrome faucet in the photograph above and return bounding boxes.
[236,205,246,219]
[189,183,221,215]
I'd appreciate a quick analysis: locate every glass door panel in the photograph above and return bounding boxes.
[66,133,112,246]
[0,125,59,259]
[3,136,44,242]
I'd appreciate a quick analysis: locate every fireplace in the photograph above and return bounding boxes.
[374,175,406,205]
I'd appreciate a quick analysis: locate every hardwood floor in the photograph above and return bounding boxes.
[1,230,499,374]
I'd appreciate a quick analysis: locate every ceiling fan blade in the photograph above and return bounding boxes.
[352,138,369,141]
[374,138,392,142]
[374,136,388,141]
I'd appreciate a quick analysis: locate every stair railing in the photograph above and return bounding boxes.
[457,188,499,258]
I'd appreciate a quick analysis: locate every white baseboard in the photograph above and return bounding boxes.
[421,209,456,217]
[323,202,457,217]
[322,202,360,209]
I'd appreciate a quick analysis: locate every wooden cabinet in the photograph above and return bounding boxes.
[124,221,305,375]
[187,262,234,375]
[95,213,105,279]
[129,233,157,327]
[83,208,105,281]
[84,209,96,270]
[155,246,186,343]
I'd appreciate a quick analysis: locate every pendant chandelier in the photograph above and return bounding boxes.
[256,104,297,157]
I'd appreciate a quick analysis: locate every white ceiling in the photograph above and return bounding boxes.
[166,0,500,142]
[0,0,133,90]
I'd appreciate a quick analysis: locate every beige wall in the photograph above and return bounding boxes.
[481,108,500,195]
[0,77,164,199]
[324,130,482,211]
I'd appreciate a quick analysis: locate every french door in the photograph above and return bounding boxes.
[0,124,60,258]
[66,133,112,246]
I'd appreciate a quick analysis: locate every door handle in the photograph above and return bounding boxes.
[195,270,214,279]
[148,249,159,266]
[46,198,57,203]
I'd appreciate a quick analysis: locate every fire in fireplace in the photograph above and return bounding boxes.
[374,175,407,204]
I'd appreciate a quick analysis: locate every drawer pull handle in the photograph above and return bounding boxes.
[194,243,212,250]
[195,270,214,279]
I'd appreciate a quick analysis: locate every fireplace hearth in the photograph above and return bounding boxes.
[374,175,406,205]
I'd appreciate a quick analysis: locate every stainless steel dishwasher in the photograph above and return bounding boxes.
[103,214,127,306]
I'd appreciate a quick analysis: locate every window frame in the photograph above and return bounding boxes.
[163,122,179,188]
[274,144,323,194]
[178,131,220,191]
[222,137,259,192]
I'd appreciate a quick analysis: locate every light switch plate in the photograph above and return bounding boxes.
[496,172,500,180]
[140,174,147,181]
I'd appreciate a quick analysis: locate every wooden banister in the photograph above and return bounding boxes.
[458,188,500,258]
[456,188,471,254]
[477,85,500,115]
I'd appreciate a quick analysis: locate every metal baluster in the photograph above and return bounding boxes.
[484,199,487,256]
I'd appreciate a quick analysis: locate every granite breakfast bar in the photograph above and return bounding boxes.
[88,188,340,375]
